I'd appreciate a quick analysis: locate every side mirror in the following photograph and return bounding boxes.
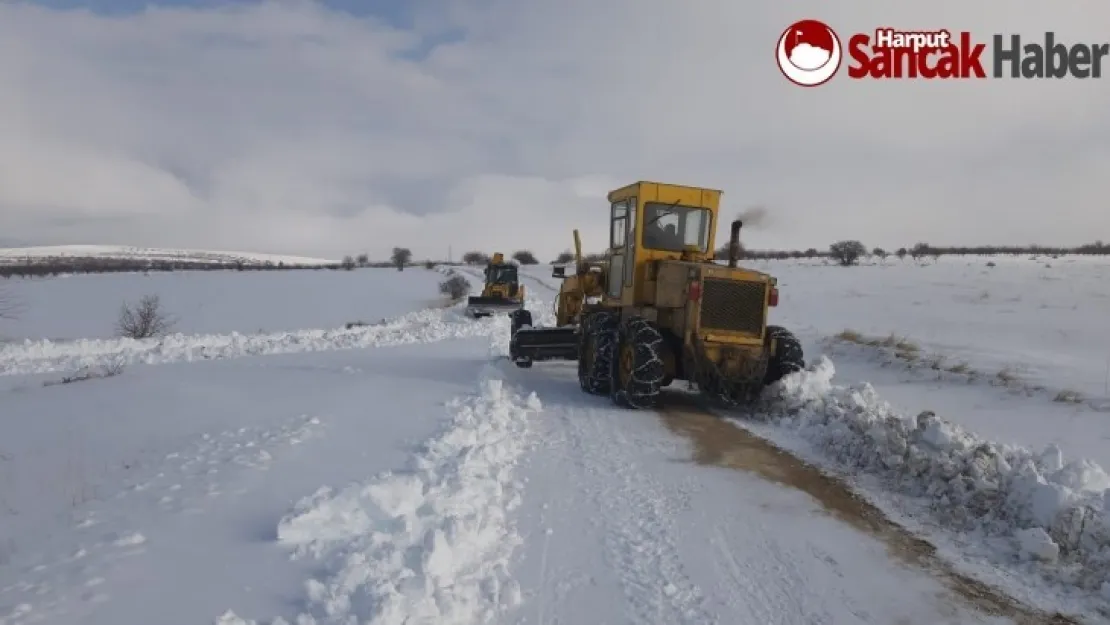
[551,266,566,278]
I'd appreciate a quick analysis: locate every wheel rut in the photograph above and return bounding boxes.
[655,391,1081,625]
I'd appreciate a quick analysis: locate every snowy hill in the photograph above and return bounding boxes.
[0,244,336,267]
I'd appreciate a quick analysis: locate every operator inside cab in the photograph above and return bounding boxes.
[642,202,710,252]
[485,263,518,284]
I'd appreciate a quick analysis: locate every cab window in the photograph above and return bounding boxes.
[641,202,711,252]
[486,265,517,283]
[610,200,629,249]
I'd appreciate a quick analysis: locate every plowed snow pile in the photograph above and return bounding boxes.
[0,305,498,376]
[272,367,541,625]
[756,357,1110,605]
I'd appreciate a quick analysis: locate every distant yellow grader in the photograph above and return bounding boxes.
[508,180,804,408]
[465,252,526,318]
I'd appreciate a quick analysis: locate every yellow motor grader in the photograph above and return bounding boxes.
[508,180,804,408]
[465,252,526,318]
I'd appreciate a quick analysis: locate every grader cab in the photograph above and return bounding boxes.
[509,181,804,407]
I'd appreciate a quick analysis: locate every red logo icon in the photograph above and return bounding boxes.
[776,20,843,86]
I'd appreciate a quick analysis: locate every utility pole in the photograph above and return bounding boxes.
[448,245,452,263]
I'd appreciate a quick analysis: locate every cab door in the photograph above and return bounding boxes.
[607,198,634,300]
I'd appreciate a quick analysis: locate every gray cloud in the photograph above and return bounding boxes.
[0,0,1108,260]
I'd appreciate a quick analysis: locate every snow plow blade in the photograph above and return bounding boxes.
[465,296,523,317]
[510,327,578,363]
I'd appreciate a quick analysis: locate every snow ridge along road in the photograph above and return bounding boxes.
[268,367,541,625]
[747,360,1110,617]
[0,305,499,376]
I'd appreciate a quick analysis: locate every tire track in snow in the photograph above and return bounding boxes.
[661,396,1083,625]
[554,403,716,625]
[484,278,717,622]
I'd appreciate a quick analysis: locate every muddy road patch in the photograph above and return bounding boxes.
[657,395,1081,625]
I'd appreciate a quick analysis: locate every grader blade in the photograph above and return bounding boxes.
[510,327,578,362]
[465,295,523,317]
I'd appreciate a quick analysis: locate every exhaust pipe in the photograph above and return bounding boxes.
[728,219,743,268]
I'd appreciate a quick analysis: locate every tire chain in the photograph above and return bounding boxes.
[612,317,666,409]
[579,311,619,395]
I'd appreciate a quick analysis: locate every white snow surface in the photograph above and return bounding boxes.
[753,357,1110,607]
[0,268,448,341]
[0,244,335,266]
[275,371,539,625]
[1,259,1110,623]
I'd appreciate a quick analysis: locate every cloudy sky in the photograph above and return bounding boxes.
[1,0,1108,261]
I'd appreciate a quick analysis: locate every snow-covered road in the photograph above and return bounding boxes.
[0,265,1097,624]
[502,361,1024,625]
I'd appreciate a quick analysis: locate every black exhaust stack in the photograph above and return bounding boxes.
[728,219,743,268]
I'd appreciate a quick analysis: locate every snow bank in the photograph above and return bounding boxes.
[0,244,334,266]
[0,305,500,376]
[273,367,540,625]
[756,357,1110,599]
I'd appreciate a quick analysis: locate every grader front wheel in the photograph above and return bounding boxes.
[578,311,618,395]
[763,325,805,385]
[610,317,666,409]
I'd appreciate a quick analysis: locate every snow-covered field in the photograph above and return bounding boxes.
[0,245,335,267]
[731,255,1110,467]
[0,256,1108,624]
[0,269,447,341]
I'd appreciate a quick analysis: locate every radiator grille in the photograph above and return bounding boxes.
[699,278,766,335]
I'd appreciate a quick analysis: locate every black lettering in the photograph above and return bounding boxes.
[1070,45,1091,78]
[993,34,1021,77]
[1092,44,1109,78]
[1021,42,1043,78]
[1046,33,1069,78]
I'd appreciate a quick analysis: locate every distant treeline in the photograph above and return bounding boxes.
[722,240,1110,262]
[2,240,1108,278]
[566,241,1110,263]
[0,256,347,278]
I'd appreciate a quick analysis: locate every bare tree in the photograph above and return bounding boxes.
[551,251,575,264]
[391,247,413,271]
[116,295,176,339]
[512,250,539,265]
[829,240,866,266]
[439,274,471,300]
[341,255,356,270]
[356,253,370,267]
[462,251,489,265]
